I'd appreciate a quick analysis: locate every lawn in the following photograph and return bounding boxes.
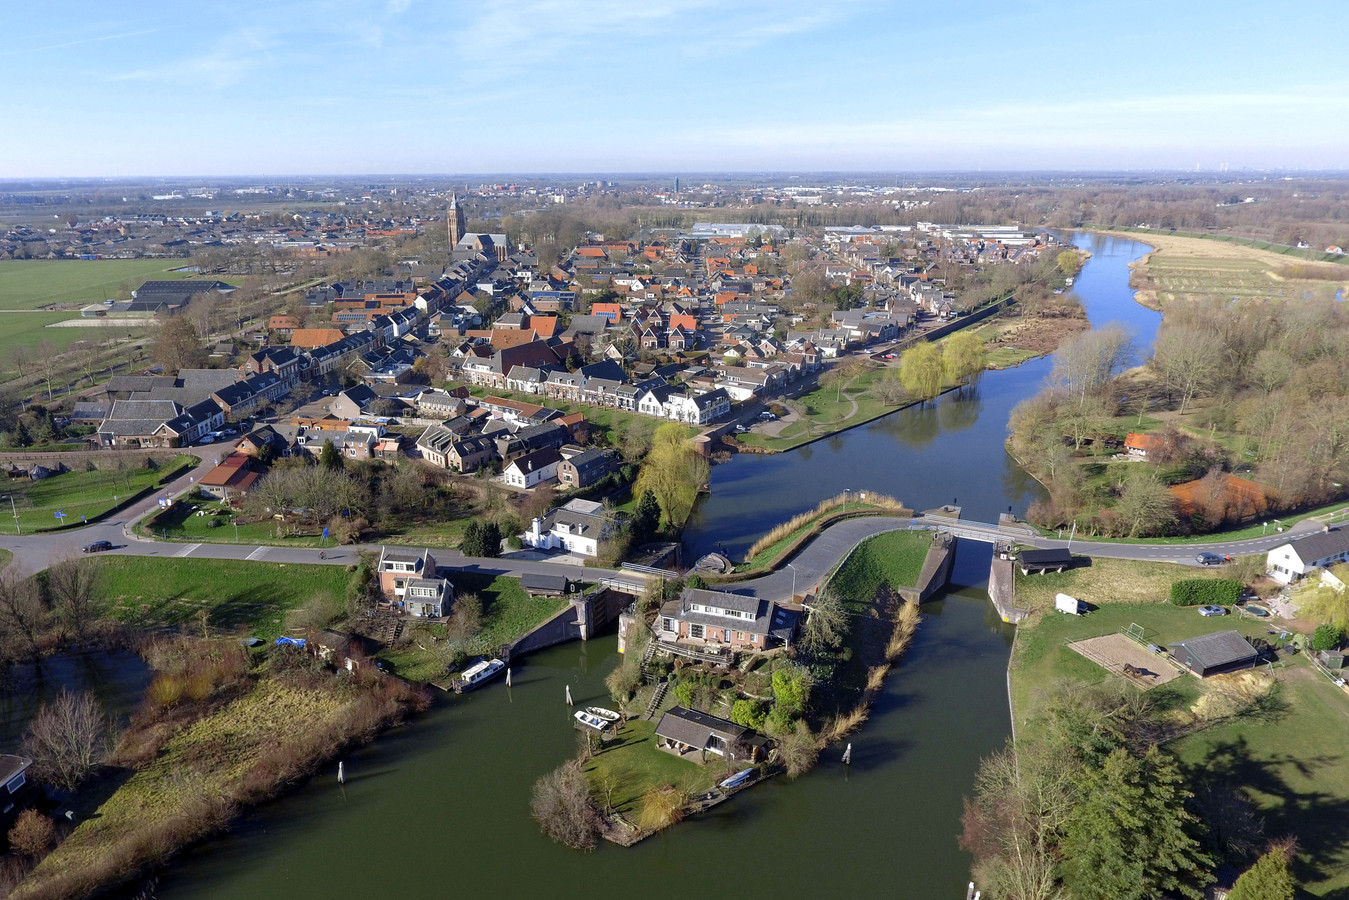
[100,556,354,640]
[583,718,725,818]
[0,259,196,310]
[0,454,195,533]
[1175,666,1349,894]
[0,311,122,359]
[736,367,916,452]
[1011,556,1227,612]
[828,529,933,597]
[143,499,325,547]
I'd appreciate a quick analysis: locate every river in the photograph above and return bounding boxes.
[153,231,1157,899]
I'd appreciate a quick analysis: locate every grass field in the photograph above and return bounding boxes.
[100,556,354,640]
[0,311,122,358]
[583,718,724,818]
[0,259,194,310]
[736,367,913,452]
[0,454,195,533]
[1011,556,1227,612]
[1098,230,1349,310]
[829,529,933,597]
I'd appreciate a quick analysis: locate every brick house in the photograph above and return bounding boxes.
[656,588,799,652]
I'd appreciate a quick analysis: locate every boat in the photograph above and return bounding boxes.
[574,710,609,731]
[451,658,505,693]
[719,768,755,790]
[585,706,620,722]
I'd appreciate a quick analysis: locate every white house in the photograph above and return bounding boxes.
[520,498,613,557]
[403,577,452,617]
[502,447,561,489]
[1266,527,1349,585]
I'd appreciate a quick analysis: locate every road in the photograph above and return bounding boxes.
[0,456,1327,602]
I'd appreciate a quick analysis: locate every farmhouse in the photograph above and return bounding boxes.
[1266,526,1349,585]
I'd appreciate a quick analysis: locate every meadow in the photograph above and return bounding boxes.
[0,259,193,310]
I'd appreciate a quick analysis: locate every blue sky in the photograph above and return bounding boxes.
[3,0,1345,176]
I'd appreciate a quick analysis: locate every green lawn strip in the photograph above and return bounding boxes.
[100,557,353,641]
[0,259,198,310]
[828,530,931,597]
[0,454,195,533]
[985,346,1041,368]
[1174,669,1349,894]
[583,719,725,816]
[1050,497,1349,546]
[1009,597,1273,727]
[728,502,898,575]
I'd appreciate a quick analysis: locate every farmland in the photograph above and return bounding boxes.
[0,259,194,310]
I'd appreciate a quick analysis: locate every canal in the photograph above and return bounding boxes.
[152,231,1157,898]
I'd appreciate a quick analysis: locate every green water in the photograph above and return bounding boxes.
[156,543,1013,898]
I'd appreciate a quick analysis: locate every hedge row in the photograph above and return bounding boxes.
[1170,578,1242,607]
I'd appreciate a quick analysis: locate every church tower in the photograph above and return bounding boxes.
[448,193,467,249]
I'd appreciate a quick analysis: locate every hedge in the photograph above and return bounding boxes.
[1169,578,1242,607]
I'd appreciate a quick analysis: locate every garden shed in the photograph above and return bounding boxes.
[1171,630,1260,677]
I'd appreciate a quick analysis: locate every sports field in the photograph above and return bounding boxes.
[0,259,193,310]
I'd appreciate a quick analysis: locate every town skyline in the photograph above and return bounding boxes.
[6,0,1346,177]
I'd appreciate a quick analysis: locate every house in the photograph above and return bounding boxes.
[329,385,378,419]
[446,436,498,473]
[1124,432,1161,459]
[197,453,260,501]
[657,587,800,652]
[519,498,614,557]
[415,388,469,419]
[654,706,763,763]
[403,577,453,617]
[1171,630,1260,677]
[97,399,184,448]
[1266,526,1349,585]
[378,547,437,601]
[289,327,347,349]
[416,423,460,468]
[502,447,562,489]
[557,447,612,488]
[0,754,37,827]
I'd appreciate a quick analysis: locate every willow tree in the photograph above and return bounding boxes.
[633,423,708,528]
[943,332,987,385]
[900,342,944,403]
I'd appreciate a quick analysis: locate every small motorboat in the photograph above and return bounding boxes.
[574,710,609,731]
[719,768,755,790]
[586,707,620,722]
[452,658,505,693]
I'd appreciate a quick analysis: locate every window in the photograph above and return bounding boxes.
[662,617,674,632]
[735,632,745,642]
[689,624,704,639]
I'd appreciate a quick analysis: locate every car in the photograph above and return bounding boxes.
[1198,605,1228,617]
[1196,552,1225,566]
[82,540,112,554]
[759,411,777,421]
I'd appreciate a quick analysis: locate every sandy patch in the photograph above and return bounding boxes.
[1069,632,1182,688]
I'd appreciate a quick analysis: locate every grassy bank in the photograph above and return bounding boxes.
[582,718,724,825]
[101,557,355,641]
[827,530,932,601]
[14,649,425,900]
[0,454,195,534]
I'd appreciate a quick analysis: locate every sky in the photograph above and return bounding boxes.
[3,0,1346,177]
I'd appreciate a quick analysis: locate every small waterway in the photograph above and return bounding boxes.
[1,649,152,750]
[146,231,1157,898]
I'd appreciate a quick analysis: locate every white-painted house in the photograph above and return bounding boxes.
[501,447,561,489]
[519,498,614,557]
[1266,527,1349,585]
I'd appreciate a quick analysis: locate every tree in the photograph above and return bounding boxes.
[800,588,848,654]
[899,342,945,404]
[632,424,708,529]
[1058,746,1214,900]
[34,339,59,401]
[7,809,55,858]
[0,571,48,660]
[1057,249,1081,275]
[318,440,344,471]
[730,698,767,729]
[45,556,104,644]
[771,664,813,716]
[1114,470,1178,537]
[531,759,602,850]
[1312,624,1344,652]
[777,720,820,778]
[1153,325,1221,414]
[22,689,114,792]
[942,332,986,385]
[460,520,502,558]
[152,314,204,375]
[446,591,483,645]
[1051,325,1133,407]
[1228,842,1297,900]
[628,489,661,546]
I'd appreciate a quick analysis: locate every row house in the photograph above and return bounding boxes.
[211,371,287,421]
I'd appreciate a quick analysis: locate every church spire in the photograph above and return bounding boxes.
[448,192,467,250]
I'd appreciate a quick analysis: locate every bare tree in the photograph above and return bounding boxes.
[1051,325,1133,407]
[0,572,49,660]
[7,344,31,379]
[1152,325,1221,414]
[46,556,105,643]
[34,339,59,401]
[531,758,602,850]
[22,689,114,791]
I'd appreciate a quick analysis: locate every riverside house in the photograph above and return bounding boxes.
[657,587,800,654]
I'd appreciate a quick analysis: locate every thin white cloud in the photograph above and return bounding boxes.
[11,27,161,54]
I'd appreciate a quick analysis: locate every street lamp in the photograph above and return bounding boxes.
[786,563,798,601]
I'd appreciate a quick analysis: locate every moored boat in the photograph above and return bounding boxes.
[452,658,505,693]
[719,768,755,790]
[585,706,620,722]
[574,710,609,731]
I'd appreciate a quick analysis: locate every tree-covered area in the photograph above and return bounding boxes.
[1009,294,1349,536]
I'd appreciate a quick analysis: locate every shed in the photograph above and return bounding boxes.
[1171,630,1259,677]
[1018,548,1073,575]
[520,572,572,596]
[654,706,761,763]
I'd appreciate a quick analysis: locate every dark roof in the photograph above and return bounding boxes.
[135,280,233,295]
[521,573,570,594]
[1286,527,1349,564]
[0,754,31,787]
[1018,548,1073,567]
[1173,630,1259,671]
[655,706,747,748]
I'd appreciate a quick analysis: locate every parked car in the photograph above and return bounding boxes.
[1196,552,1226,566]
[82,540,112,554]
[1198,604,1228,617]
[759,411,777,421]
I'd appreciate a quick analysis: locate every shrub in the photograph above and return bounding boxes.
[672,680,697,709]
[146,674,184,708]
[730,698,766,730]
[604,661,642,703]
[8,809,55,858]
[1170,578,1242,607]
[1312,624,1344,652]
[531,759,601,851]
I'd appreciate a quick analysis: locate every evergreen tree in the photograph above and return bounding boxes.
[318,440,344,471]
[460,520,483,556]
[629,490,661,546]
[478,521,502,558]
[1059,746,1214,900]
[1228,844,1297,900]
